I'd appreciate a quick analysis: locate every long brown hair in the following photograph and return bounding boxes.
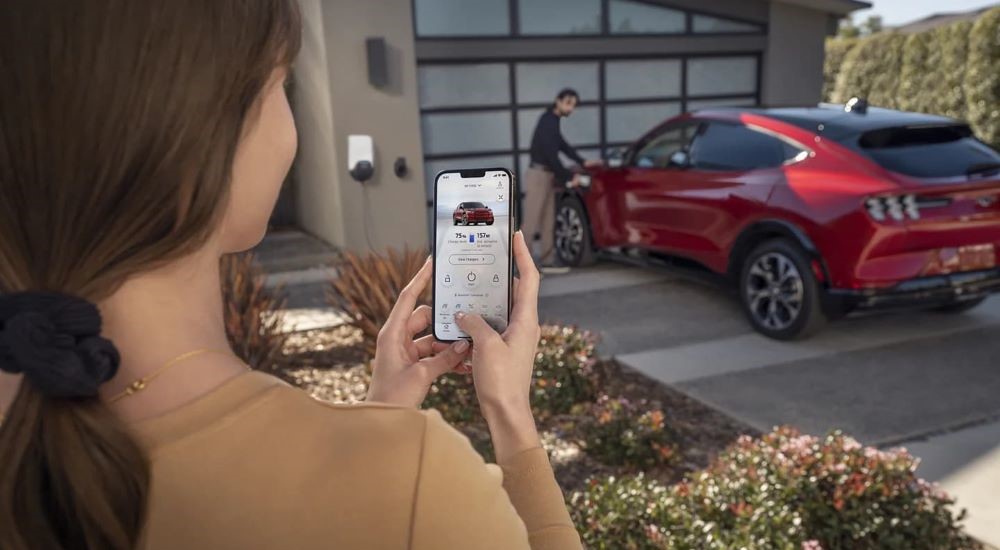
[0,1,301,548]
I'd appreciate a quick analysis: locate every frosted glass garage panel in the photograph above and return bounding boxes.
[606,102,681,143]
[610,0,685,34]
[692,14,761,33]
[687,97,757,110]
[418,64,510,108]
[415,0,509,36]
[605,60,681,100]
[517,106,600,149]
[687,57,757,96]
[519,0,601,35]
[516,62,599,103]
[421,111,512,155]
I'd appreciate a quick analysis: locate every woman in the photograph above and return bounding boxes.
[0,1,582,549]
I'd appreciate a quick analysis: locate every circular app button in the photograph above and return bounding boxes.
[464,271,479,288]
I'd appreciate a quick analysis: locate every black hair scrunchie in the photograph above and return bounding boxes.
[0,292,120,398]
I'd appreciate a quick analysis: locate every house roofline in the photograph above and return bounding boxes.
[773,0,871,16]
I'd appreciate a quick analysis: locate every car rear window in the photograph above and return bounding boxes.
[856,125,1000,179]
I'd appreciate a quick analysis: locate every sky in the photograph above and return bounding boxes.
[853,0,998,26]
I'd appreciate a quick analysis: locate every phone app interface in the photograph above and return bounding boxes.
[434,170,511,339]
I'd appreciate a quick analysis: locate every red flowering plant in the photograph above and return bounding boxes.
[570,427,981,550]
[576,395,680,469]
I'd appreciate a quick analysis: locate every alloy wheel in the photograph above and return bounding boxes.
[745,252,804,331]
[555,205,584,262]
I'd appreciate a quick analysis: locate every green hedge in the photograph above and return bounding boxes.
[827,7,1000,147]
[897,30,935,113]
[966,7,1000,147]
[822,37,859,102]
[833,32,907,108]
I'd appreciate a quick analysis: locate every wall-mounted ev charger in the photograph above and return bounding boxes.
[348,134,374,183]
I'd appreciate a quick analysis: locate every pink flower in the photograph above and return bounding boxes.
[802,540,824,550]
[842,437,861,452]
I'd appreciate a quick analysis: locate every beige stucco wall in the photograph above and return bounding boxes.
[293,0,427,252]
[762,1,832,106]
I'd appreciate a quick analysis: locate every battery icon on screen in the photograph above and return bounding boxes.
[469,234,475,243]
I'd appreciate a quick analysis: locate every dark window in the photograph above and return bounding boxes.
[782,142,807,163]
[689,123,788,171]
[631,122,698,168]
[464,202,487,208]
[857,125,1000,179]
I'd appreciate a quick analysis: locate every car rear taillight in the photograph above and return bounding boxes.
[864,194,952,222]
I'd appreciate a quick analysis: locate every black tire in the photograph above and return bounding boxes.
[739,239,826,340]
[933,296,986,313]
[453,218,459,225]
[554,197,596,267]
[487,220,494,225]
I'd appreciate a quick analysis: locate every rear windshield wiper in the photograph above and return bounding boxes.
[966,162,1000,177]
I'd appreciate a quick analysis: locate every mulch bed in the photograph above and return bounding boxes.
[276,326,756,493]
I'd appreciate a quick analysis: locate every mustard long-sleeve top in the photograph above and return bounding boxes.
[131,371,583,549]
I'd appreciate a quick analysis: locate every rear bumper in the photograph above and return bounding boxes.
[826,268,1000,311]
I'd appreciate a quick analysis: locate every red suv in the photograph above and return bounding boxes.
[454,201,494,226]
[557,103,1000,339]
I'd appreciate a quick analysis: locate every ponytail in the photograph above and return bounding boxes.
[0,293,149,550]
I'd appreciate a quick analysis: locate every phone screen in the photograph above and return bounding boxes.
[433,168,514,341]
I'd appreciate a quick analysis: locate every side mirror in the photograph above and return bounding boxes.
[606,147,626,169]
[669,150,690,169]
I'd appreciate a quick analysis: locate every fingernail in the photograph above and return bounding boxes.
[453,340,469,353]
[454,311,466,321]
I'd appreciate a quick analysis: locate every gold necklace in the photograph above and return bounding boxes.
[108,348,234,403]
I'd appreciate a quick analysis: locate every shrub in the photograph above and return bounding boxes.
[326,247,429,360]
[833,32,906,108]
[424,325,598,425]
[823,37,859,102]
[929,21,972,120]
[759,428,979,550]
[423,368,480,425]
[220,252,290,372]
[570,427,981,550]
[966,7,1000,147]
[577,395,678,469]
[570,474,676,550]
[897,31,936,113]
[531,325,597,418]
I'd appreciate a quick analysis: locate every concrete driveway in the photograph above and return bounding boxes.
[538,261,1000,546]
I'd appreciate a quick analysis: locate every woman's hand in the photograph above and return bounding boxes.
[455,231,543,461]
[367,259,470,408]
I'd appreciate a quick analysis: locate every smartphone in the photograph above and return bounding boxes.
[432,168,515,341]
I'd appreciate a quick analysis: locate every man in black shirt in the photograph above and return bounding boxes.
[524,88,602,267]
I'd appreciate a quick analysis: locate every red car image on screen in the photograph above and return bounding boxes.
[557,102,1000,340]
[453,202,494,226]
